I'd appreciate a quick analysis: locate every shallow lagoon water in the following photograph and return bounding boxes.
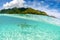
[0,14,60,40]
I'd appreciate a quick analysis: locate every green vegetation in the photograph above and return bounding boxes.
[0,7,48,16]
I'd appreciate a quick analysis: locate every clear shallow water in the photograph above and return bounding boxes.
[0,14,60,40]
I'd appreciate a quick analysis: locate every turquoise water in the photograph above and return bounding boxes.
[0,14,60,40]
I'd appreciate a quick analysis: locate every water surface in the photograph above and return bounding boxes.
[0,14,60,40]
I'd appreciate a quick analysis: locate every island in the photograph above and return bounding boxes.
[0,7,48,16]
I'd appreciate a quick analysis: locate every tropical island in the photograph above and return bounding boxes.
[0,7,48,16]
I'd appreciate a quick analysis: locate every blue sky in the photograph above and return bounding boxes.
[0,0,60,10]
[25,0,60,10]
[0,0,60,18]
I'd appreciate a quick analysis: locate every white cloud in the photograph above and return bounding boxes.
[3,0,25,9]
